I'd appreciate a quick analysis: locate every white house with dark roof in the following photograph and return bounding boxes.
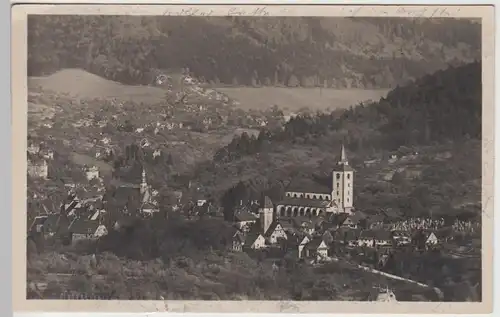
[234,211,258,231]
[68,219,108,243]
[275,144,355,218]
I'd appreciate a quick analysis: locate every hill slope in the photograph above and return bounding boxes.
[28,16,480,89]
[214,61,481,164]
[185,62,482,222]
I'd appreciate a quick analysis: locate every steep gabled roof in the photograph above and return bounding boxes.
[43,213,62,232]
[244,231,264,246]
[234,211,258,222]
[264,221,283,237]
[306,236,328,250]
[28,216,48,232]
[68,219,102,234]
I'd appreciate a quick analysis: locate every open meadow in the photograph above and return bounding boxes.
[28,69,168,104]
[217,87,390,114]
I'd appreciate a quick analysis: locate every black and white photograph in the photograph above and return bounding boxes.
[16,4,493,312]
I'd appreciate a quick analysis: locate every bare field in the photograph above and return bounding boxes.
[217,87,390,113]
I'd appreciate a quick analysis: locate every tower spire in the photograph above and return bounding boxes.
[339,143,348,165]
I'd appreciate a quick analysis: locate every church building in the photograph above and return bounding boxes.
[275,144,355,218]
[110,166,158,215]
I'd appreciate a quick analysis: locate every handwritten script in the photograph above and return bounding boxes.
[161,6,460,18]
[162,7,270,17]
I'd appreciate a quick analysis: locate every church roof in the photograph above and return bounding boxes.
[277,197,332,208]
[285,177,332,194]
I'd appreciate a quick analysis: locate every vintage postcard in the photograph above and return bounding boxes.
[12,3,494,314]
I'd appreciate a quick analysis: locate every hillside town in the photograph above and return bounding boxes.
[25,15,483,303]
[27,134,480,301]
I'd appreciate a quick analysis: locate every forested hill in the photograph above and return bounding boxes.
[214,61,482,163]
[28,16,480,89]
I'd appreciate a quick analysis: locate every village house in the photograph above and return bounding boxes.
[243,232,267,250]
[234,211,258,231]
[84,166,99,181]
[298,236,329,260]
[100,137,111,145]
[32,213,67,239]
[27,157,48,179]
[331,213,360,229]
[28,215,49,236]
[263,222,288,245]
[334,228,361,247]
[40,149,54,160]
[358,230,393,248]
[230,230,245,252]
[68,219,108,243]
[298,235,311,259]
[424,232,439,245]
[153,149,162,159]
[27,143,40,155]
[391,230,412,246]
[140,201,160,216]
[412,230,441,250]
[89,209,106,222]
[292,217,316,235]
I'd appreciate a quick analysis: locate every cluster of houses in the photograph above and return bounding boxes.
[27,166,163,245]
[227,196,443,262]
[28,190,109,244]
[224,146,444,262]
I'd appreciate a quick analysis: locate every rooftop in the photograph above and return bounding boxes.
[277,197,332,208]
[68,219,101,234]
[285,176,332,194]
[234,211,258,222]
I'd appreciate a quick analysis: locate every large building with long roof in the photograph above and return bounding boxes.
[275,144,355,218]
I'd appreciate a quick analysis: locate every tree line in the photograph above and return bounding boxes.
[28,16,480,89]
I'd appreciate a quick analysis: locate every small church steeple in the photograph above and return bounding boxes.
[140,167,147,195]
[259,195,274,234]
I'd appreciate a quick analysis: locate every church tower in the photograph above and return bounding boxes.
[331,144,354,214]
[259,196,274,234]
[140,167,151,203]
